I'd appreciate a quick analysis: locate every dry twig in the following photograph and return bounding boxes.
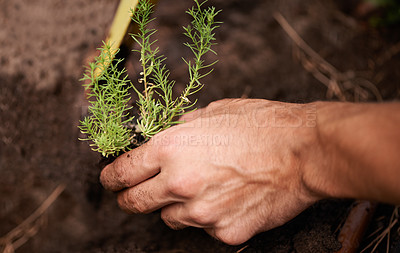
[273,12,382,102]
[377,42,400,66]
[236,245,249,253]
[361,205,399,253]
[0,184,66,253]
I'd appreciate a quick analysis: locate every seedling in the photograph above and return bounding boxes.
[79,0,220,157]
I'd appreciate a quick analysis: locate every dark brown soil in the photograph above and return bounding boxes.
[1,0,399,252]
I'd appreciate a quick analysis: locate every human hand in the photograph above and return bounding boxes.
[100,98,323,245]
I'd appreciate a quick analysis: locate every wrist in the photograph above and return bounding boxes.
[300,101,354,200]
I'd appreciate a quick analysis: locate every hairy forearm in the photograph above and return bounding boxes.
[304,101,400,204]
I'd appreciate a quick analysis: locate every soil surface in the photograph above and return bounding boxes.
[1,0,399,252]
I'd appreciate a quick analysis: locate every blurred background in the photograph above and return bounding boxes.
[1,0,399,252]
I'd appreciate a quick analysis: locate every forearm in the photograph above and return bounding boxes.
[304,101,400,204]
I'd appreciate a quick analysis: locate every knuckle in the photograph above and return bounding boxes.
[113,159,127,180]
[160,209,169,221]
[214,229,247,246]
[161,215,174,229]
[157,142,174,159]
[160,211,183,230]
[129,190,149,213]
[117,192,133,213]
[151,128,194,159]
[133,202,147,213]
[187,204,212,225]
[163,220,181,230]
[167,174,197,198]
[154,133,180,159]
[117,190,148,214]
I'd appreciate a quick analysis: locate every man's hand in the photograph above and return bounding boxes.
[100,99,322,245]
[100,98,400,245]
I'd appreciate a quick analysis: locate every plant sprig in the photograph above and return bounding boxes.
[79,0,220,156]
[131,0,220,139]
[79,43,134,157]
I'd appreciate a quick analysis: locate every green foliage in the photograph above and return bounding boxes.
[79,43,134,157]
[131,0,220,138]
[79,0,220,157]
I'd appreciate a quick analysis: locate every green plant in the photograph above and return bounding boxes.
[79,44,134,157]
[79,0,220,157]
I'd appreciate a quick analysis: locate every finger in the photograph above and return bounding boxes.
[117,173,181,214]
[161,202,216,229]
[204,228,217,240]
[100,140,161,192]
[205,227,252,245]
[161,203,190,230]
